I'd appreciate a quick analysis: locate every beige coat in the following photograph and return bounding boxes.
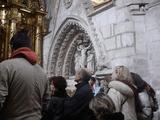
[107,81,137,120]
[0,58,50,120]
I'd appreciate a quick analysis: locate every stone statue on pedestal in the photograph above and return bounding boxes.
[74,52,81,71]
[87,50,95,73]
[77,43,92,68]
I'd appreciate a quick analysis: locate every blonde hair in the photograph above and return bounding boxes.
[111,66,133,84]
[89,93,115,120]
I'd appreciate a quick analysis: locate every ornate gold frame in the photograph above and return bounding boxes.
[91,0,112,9]
[0,0,47,64]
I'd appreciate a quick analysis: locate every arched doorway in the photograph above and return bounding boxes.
[47,18,97,78]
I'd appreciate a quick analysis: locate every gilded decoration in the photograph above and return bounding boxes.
[0,0,47,64]
[91,0,112,9]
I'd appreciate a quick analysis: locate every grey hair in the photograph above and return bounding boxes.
[76,68,92,81]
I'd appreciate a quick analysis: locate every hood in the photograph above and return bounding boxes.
[11,47,37,65]
[108,81,134,97]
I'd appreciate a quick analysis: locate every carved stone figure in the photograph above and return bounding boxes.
[74,52,81,71]
[87,50,95,73]
[77,43,92,68]
[63,0,73,9]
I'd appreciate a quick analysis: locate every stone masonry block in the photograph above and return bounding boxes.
[100,24,111,38]
[111,56,135,69]
[115,21,134,35]
[105,37,116,50]
[116,8,132,23]
[148,41,160,63]
[121,32,135,47]
[135,41,147,54]
[114,47,135,58]
[146,28,160,42]
[107,47,135,61]
[116,35,122,48]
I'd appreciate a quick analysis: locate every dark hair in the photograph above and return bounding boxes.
[10,29,31,50]
[49,76,67,91]
[90,77,96,82]
[131,72,146,92]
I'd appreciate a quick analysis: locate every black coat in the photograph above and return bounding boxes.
[63,81,96,120]
[41,91,69,120]
[104,112,124,120]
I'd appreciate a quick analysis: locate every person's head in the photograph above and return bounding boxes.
[89,77,96,86]
[100,75,112,87]
[10,29,31,51]
[49,76,67,95]
[89,93,116,120]
[75,68,92,83]
[111,66,133,84]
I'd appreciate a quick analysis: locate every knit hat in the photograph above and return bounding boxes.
[10,29,31,50]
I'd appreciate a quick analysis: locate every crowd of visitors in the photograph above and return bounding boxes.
[0,29,159,120]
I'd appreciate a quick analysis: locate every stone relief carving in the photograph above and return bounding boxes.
[63,0,73,9]
[48,19,96,77]
[74,39,96,73]
[87,50,95,73]
[74,51,81,71]
[77,42,92,68]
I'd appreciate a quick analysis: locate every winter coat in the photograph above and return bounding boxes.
[107,81,137,120]
[41,90,69,120]
[63,81,96,120]
[0,50,50,120]
[103,112,124,120]
[41,97,64,120]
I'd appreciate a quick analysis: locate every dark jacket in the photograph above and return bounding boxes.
[103,112,124,120]
[63,81,95,120]
[41,90,69,120]
[42,97,64,120]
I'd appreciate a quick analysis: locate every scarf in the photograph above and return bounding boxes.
[11,47,37,65]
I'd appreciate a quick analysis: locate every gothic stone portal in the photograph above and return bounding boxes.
[47,20,97,78]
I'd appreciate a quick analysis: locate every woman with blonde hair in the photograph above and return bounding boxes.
[105,65,137,120]
[89,93,124,120]
[111,66,134,84]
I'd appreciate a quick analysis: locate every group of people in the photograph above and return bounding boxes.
[89,67,159,120]
[0,29,159,120]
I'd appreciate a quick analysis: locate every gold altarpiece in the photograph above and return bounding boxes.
[0,0,47,64]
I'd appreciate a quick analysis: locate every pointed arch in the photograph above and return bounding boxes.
[47,18,97,78]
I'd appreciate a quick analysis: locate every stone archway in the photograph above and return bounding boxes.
[47,18,96,78]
